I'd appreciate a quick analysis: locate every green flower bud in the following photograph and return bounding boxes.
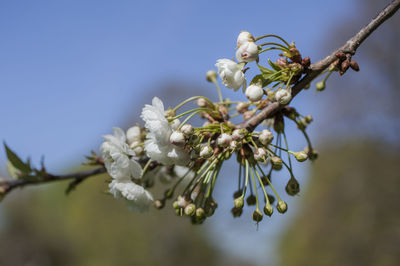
[252,209,263,222]
[263,204,274,217]
[316,81,325,91]
[305,115,313,123]
[184,203,196,216]
[196,208,206,219]
[234,196,244,208]
[271,156,283,170]
[277,200,288,214]
[285,178,300,196]
[293,151,308,162]
[206,70,217,82]
[231,207,243,218]
[172,201,180,209]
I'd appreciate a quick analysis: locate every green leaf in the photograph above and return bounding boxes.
[250,74,273,87]
[257,64,273,74]
[268,59,282,71]
[4,142,32,174]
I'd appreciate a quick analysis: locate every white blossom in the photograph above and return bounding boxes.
[236,41,259,63]
[217,133,232,147]
[200,145,213,158]
[237,31,255,48]
[170,131,186,146]
[215,59,245,91]
[141,97,189,166]
[126,126,141,145]
[109,180,153,212]
[275,89,292,104]
[259,129,274,146]
[245,84,264,102]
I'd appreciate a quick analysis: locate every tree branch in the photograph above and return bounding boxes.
[0,166,106,197]
[239,0,400,131]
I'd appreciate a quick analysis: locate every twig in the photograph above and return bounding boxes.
[239,0,400,131]
[0,166,106,196]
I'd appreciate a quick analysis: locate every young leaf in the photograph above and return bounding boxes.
[3,143,32,174]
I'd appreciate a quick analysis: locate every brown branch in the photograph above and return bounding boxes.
[239,0,400,131]
[0,166,106,197]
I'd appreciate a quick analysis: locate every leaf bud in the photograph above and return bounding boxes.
[349,60,360,71]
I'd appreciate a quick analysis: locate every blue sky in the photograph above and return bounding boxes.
[0,0,360,265]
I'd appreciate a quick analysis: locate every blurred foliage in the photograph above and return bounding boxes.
[279,140,400,266]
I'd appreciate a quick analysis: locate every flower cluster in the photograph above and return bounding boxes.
[100,31,318,224]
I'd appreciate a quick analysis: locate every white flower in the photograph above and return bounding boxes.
[109,180,153,212]
[215,59,246,91]
[275,89,292,104]
[141,97,189,166]
[126,126,141,145]
[259,129,274,146]
[170,131,186,146]
[217,133,232,147]
[236,41,259,63]
[181,124,194,135]
[245,84,264,102]
[237,31,255,48]
[200,145,213,158]
[100,127,138,181]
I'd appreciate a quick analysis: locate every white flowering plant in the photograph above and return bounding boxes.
[1,0,398,226]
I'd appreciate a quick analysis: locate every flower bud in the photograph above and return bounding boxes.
[275,89,292,105]
[130,141,144,156]
[246,194,256,206]
[245,84,264,102]
[170,119,181,130]
[237,31,255,47]
[232,128,247,140]
[177,195,189,208]
[196,208,206,219]
[197,98,208,107]
[231,207,243,218]
[252,209,263,222]
[200,145,213,158]
[349,60,360,71]
[277,200,288,213]
[217,133,232,147]
[234,196,244,208]
[230,140,240,150]
[316,81,325,91]
[285,178,300,196]
[126,126,141,144]
[305,115,313,123]
[206,70,217,82]
[170,131,186,146]
[254,147,267,162]
[181,124,194,135]
[173,201,180,209]
[276,58,287,68]
[271,156,283,170]
[154,199,165,209]
[259,129,274,146]
[236,102,249,113]
[293,151,308,162]
[263,204,274,217]
[184,203,196,216]
[236,41,259,63]
[243,110,254,120]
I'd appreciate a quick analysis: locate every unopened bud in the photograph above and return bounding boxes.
[170,131,186,146]
[341,60,350,72]
[275,89,292,105]
[154,200,164,209]
[259,129,274,146]
[177,195,189,208]
[293,151,308,162]
[271,156,283,170]
[243,110,254,120]
[232,128,247,140]
[173,201,180,209]
[126,126,141,144]
[231,207,243,218]
[196,208,206,219]
[130,141,144,156]
[285,178,300,196]
[277,200,288,213]
[305,115,313,123]
[316,81,325,91]
[254,147,267,162]
[237,31,255,47]
[234,196,244,208]
[263,204,274,217]
[197,98,208,108]
[236,102,249,113]
[200,145,213,158]
[276,57,287,68]
[181,124,194,135]
[217,133,232,147]
[245,84,264,102]
[252,209,263,222]
[349,60,359,71]
[206,70,217,82]
[236,41,259,63]
[184,203,196,216]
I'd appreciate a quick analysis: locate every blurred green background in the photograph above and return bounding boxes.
[1,0,399,265]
